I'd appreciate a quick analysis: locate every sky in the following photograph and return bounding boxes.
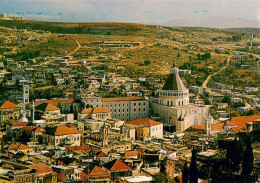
[0,0,259,23]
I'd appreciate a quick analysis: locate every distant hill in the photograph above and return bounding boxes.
[161,16,260,28]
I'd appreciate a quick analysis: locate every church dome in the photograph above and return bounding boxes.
[19,116,29,122]
[162,64,188,92]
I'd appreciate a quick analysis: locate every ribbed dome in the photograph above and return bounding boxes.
[19,116,29,122]
[162,66,188,92]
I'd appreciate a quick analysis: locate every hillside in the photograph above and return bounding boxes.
[0,19,258,88]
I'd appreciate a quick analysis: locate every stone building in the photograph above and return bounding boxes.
[80,96,149,122]
[151,64,209,132]
[78,107,112,121]
[0,101,20,122]
[126,118,163,139]
[44,125,81,146]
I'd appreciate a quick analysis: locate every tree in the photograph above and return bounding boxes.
[197,54,201,60]
[242,136,254,177]
[248,109,255,116]
[189,150,198,183]
[160,157,167,174]
[182,161,189,183]
[20,131,31,143]
[221,96,231,105]
[144,60,151,66]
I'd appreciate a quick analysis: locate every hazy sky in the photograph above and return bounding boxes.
[1,0,259,23]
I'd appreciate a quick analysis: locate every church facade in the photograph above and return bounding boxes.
[151,64,210,132]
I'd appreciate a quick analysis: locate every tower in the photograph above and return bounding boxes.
[31,100,35,123]
[250,35,253,48]
[205,115,213,135]
[23,85,29,104]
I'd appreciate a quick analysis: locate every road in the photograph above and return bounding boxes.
[68,39,82,56]
[202,55,232,88]
[40,39,82,66]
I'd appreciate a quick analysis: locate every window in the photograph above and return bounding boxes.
[143,108,146,111]
[134,103,136,106]
[139,103,141,106]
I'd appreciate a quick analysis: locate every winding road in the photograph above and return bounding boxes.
[202,55,232,87]
[40,39,82,66]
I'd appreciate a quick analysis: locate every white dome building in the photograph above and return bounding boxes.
[19,116,29,123]
[151,63,210,132]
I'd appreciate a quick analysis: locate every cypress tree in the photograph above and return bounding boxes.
[242,136,254,177]
[189,150,198,183]
[182,161,189,183]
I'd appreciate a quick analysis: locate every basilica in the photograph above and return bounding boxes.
[151,64,210,132]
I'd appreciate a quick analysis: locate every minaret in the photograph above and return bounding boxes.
[31,100,35,123]
[23,85,29,104]
[206,115,213,135]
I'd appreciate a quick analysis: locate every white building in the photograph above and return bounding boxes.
[151,64,209,132]
[126,118,163,139]
[44,125,81,146]
[78,107,112,121]
[80,96,149,122]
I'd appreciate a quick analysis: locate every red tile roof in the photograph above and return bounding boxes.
[8,143,31,151]
[57,172,66,182]
[126,118,162,127]
[20,126,43,133]
[103,159,132,171]
[97,151,108,158]
[227,115,260,132]
[35,103,59,111]
[124,151,138,158]
[68,145,89,152]
[192,122,225,132]
[46,125,80,136]
[81,107,111,114]
[0,101,20,109]
[34,127,43,133]
[12,122,29,127]
[34,99,74,106]
[101,96,145,102]
[88,166,108,176]
[28,163,52,174]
